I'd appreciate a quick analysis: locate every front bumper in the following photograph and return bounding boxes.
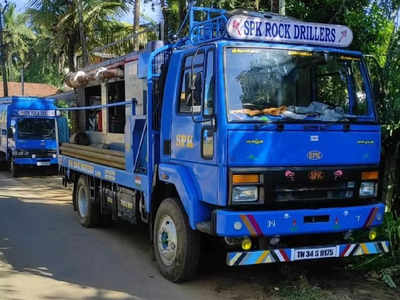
[214,203,385,237]
[14,157,58,166]
[227,240,390,266]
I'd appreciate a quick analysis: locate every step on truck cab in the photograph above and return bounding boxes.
[59,6,390,282]
[0,96,68,176]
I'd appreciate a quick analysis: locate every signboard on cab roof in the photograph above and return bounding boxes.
[226,15,353,48]
[17,110,56,117]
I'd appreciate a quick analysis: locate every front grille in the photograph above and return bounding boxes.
[274,182,355,202]
[17,149,56,158]
[229,166,379,209]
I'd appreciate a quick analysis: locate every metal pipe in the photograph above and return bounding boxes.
[60,147,125,164]
[62,143,125,158]
[60,150,125,170]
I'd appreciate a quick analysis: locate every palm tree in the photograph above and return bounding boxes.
[27,0,130,71]
[3,3,35,82]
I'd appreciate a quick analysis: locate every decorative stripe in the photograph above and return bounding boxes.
[256,250,269,264]
[364,207,378,227]
[235,253,247,266]
[340,244,351,257]
[381,241,389,253]
[246,214,263,236]
[269,249,280,262]
[344,244,357,257]
[279,249,290,262]
[226,241,390,266]
[240,215,257,236]
[228,253,242,266]
[361,243,369,254]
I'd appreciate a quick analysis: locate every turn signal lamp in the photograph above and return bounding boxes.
[361,171,379,180]
[369,230,377,241]
[241,237,252,250]
[232,174,259,184]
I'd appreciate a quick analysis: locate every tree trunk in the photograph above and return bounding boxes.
[0,5,7,97]
[133,0,141,50]
[67,34,77,72]
[78,0,89,67]
[160,0,168,42]
[270,0,285,14]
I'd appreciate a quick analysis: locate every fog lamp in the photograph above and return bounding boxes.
[369,230,377,241]
[241,237,252,250]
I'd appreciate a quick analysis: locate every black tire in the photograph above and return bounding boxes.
[10,158,19,177]
[75,176,99,227]
[153,198,201,282]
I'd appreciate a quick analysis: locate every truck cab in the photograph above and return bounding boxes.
[0,97,66,176]
[155,9,385,269]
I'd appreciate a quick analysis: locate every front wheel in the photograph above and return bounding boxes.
[153,198,200,282]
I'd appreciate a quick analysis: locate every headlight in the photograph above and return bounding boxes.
[52,154,57,158]
[32,154,36,158]
[359,182,378,197]
[232,186,258,203]
[16,150,29,156]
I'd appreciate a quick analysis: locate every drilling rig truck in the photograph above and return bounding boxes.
[58,6,390,282]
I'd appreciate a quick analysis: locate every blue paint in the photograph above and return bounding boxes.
[0,96,65,167]
[215,203,385,237]
[57,5,388,261]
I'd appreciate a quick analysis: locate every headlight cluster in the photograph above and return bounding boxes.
[14,150,30,156]
[359,171,379,198]
[231,174,263,204]
[232,186,258,202]
[359,182,378,198]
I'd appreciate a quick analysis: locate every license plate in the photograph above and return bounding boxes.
[293,246,337,261]
[37,161,51,166]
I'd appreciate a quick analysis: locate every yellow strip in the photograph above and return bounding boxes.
[361,243,369,254]
[288,51,312,56]
[256,251,269,264]
[240,215,256,236]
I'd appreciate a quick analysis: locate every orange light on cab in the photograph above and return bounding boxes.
[361,171,379,180]
[232,174,260,184]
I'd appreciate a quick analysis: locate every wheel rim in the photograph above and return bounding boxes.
[157,215,178,266]
[77,185,88,218]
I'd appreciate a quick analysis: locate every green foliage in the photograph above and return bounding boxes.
[350,212,400,288]
[3,3,36,82]
[27,0,131,71]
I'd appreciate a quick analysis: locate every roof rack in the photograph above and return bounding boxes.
[189,6,228,45]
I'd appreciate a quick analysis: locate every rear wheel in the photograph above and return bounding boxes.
[75,176,99,227]
[153,198,200,282]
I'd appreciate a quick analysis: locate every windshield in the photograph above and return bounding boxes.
[225,47,374,122]
[17,118,55,140]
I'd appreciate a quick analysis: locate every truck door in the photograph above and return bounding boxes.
[170,47,218,202]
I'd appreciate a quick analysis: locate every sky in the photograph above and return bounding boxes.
[12,0,161,24]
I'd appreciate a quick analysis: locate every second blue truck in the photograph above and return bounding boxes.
[0,96,67,176]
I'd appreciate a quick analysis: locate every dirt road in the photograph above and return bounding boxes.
[0,170,399,300]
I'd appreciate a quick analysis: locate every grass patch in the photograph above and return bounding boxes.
[276,276,338,300]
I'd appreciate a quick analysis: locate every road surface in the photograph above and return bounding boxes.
[0,170,398,300]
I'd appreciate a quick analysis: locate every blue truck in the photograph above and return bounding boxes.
[0,96,66,177]
[59,6,390,282]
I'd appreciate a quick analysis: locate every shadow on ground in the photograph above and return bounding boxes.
[0,171,399,300]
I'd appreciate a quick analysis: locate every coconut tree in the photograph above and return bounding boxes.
[27,0,130,71]
[3,3,35,82]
